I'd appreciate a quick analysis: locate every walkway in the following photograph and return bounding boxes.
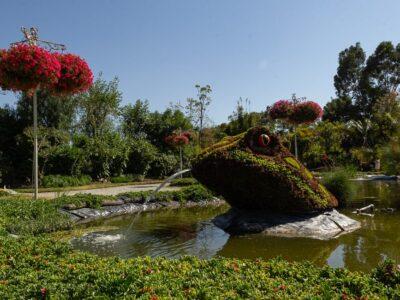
[25,183,179,199]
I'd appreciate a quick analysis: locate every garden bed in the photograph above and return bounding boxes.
[0,185,399,298]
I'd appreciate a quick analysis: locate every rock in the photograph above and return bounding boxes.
[213,209,361,240]
[69,207,110,219]
[62,203,86,210]
[101,199,124,206]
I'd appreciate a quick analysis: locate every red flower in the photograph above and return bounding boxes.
[269,100,294,120]
[53,53,93,94]
[165,134,190,147]
[0,44,61,92]
[181,131,194,140]
[40,287,47,298]
[288,101,323,124]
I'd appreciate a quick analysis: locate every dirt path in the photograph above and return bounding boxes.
[24,183,179,199]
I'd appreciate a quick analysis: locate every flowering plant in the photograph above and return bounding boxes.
[269,100,294,120]
[53,53,93,94]
[289,101,323,124]
[269,99,322,124]
[0,44,61,92]
[165,134,190,147]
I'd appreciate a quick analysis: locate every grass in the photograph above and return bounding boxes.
[321,167,357,207]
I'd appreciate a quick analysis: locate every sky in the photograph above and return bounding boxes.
[1,0,400,124]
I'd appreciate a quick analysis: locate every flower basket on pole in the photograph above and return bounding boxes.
[165,131,192,176]
[269,97,323,159]
[0,27,93,199]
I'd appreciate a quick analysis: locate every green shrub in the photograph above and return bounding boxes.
[126,138,157,176]
[379,140,400,175]
[110,174,144,183]
[55,193,112,209]
[148,153,178,178]
[118,184,214,203]
[0,235,398,298]
[170,177,198,186]
[179,184,214,202]
[372,259,400,287]
[41,174,92,188]
[321,167,357,207]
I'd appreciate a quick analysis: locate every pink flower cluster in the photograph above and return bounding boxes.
[0,44,93,95]
[269,99,323,124]
[290,101,323,124]
[0,44,61,92]
[269,100,294,120]
[165,131,193,147]
[53,53,93,95]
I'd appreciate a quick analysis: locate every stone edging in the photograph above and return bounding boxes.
[60,198,226,224]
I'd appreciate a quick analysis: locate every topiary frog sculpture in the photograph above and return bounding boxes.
[192,127,337,214]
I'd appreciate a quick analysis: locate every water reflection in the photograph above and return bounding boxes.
[71,180,400,272]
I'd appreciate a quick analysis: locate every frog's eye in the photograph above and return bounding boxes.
[258,134,270,147]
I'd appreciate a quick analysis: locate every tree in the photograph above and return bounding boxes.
[16,91,78,131]
[358,41,400,115]
[185,84,212,147]
[323,96,357,122]
[77,75,121,137]
[334,43,366,100]
[224,98,263,135]
[121,99,150,139]
[326,41,400,121]
[145,108,192,149]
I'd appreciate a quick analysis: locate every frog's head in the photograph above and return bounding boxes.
[191,126,337,213]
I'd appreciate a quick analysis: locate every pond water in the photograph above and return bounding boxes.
[71,180,400,272]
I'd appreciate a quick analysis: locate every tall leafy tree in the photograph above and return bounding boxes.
[121,99,150,139]
[358,41,400,115]
[77,75,121,137]
[16,91,78,131]
[326,41,400,120]
[334,43,366,100]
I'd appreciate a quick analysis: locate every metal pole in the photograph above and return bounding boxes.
[294,133,298,160]
[179,146,183,178]
[33,88,39,200]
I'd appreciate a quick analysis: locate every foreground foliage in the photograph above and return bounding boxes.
[0,235,399,299]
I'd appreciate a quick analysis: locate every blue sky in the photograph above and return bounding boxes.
[1,0,400,124]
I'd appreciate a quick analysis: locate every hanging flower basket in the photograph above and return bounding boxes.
[269,100,294,120]
[165,134,190,147]
[0,44,61,92]
[288,101,323,124]
[53,53,93,94]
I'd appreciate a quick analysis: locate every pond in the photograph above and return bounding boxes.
[71,180,400,272]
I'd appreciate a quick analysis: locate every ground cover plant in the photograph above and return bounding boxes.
[169,177,198,186]
[0,235,399,299]
[0,189,399,298]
